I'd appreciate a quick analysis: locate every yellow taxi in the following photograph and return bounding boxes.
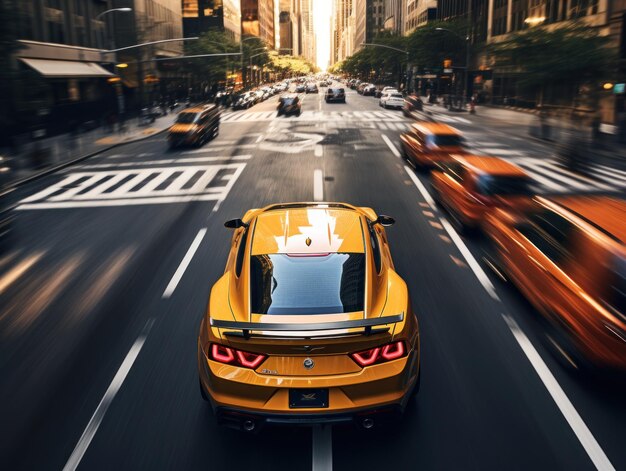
[431,154,534,232]
[399,122,467,169]
[198,203,420,431]
[168,105,220,148]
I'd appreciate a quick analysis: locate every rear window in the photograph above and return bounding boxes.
[176,113,197,124]
[476,175,532,196]
[330,88,344,93]
[281,97,296,104]
[427,134,464,147]
[390,93,403,99]
[250,253,365,315]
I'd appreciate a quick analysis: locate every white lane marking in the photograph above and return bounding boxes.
[0,252,45,295]
[255,134,264,144]
[404,166,436,210]
[312,425,333,471]
[162,228,207,298]
[381,133,401,158]
[502,313,616,471]
[314,145,323,158]
[440,218,500,301]
[62,318,154,471]
[314,169,324,201]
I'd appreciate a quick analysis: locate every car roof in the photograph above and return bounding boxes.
[546,195,626,244]
[454,155,529,177]
[410,122,461,136]
[251,205,365,255]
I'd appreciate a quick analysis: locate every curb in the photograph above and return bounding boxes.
[1,126,170,198]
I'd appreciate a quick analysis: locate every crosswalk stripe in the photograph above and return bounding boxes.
[598,164,626,179]
[521,167,569,193]
[591,166,626,184]
[537,161,613,191]
[378,123,389,130]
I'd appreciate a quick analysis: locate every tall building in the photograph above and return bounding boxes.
[112,0,183,109]
[242,0,275,48]
[355,0,385,50]
[384,0,403,33]
[436,0,488,43]
[299,0,315,62]
[332,0,356,63]
[405,0,437,35]
[181,0,241,39]
[278,0,296,53]
[6,0,117,137]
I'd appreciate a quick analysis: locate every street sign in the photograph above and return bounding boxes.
[614,83,625,94]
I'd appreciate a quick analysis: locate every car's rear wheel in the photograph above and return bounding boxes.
[199,377,208,401]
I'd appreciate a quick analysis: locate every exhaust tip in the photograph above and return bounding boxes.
[361,418,375,430]
[242,420,256,432]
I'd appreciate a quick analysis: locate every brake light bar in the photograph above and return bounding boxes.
[351,341,406,367]
[209,344,267,369]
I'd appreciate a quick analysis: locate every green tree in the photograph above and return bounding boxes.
[487,22,615,107]
[406,19,468,72]
[269,54,318,77]
[184,30,240,87]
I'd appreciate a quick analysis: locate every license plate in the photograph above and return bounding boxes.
[289,389,329,409]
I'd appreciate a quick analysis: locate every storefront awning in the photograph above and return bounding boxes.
[20,58,114,78]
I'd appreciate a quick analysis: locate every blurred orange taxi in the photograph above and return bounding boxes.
[484,196,626,370]
[431,155,534,231]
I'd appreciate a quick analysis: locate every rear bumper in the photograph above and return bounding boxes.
[198,342,420,428]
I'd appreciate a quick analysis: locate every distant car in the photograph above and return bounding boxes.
[357,83,368,94]
[379,92,405,109]
[277,95,302,116]
[232,93,253,110]
[325,87,346,103]
[362,84,377,96]
[376,86,397,98]
[319,81,328,87]
[295,84,306,93]
[168,105,220,148]
[305,83,319,94]
[198,202,421,431]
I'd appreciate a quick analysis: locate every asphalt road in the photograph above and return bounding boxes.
[2,83,626,471]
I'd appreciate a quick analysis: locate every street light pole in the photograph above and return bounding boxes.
[240,36,261,89]
[248,48,268,87]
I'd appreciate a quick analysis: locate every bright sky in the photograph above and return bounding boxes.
[314,0,332,70]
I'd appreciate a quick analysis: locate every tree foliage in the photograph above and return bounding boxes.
[184,30,241,84]
[406,19,469,71]
[269,54,318,76]
[487,23,614,89]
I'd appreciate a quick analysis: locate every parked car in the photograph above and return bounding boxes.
[277,95,302,116]
[376,86,397,98]
[232,93,253,110]
[483,195,626,371]
[379,92,405,109]
[362,84,377,96]
[431,154,534,232]
[325,87,346,103]
[399,122,467,169]
[295,84,306,93]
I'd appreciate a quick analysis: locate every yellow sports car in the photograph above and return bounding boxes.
[197,202,420,431]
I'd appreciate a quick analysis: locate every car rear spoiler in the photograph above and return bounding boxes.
[210,313,404,339]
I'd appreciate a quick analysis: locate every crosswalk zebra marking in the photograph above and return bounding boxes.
[17,164,246,210]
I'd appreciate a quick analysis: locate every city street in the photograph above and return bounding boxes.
[2,84,626,471]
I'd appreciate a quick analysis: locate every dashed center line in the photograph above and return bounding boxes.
[162,228,207,298]
[313,169,324,201]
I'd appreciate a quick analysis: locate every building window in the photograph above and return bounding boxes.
[45,1,65,44]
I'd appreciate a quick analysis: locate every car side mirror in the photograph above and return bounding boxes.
[376,215,395,227]
[224,218,248,229]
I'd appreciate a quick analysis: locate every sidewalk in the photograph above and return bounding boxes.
[1,113,177,191]
[422,97,626,165]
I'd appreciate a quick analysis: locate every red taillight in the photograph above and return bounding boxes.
[351,341,407,367]
[209,343,266,369]
[236,350,266,369]
[352,347,381,367]
[381,341,405,360]
[211,344,235,363]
